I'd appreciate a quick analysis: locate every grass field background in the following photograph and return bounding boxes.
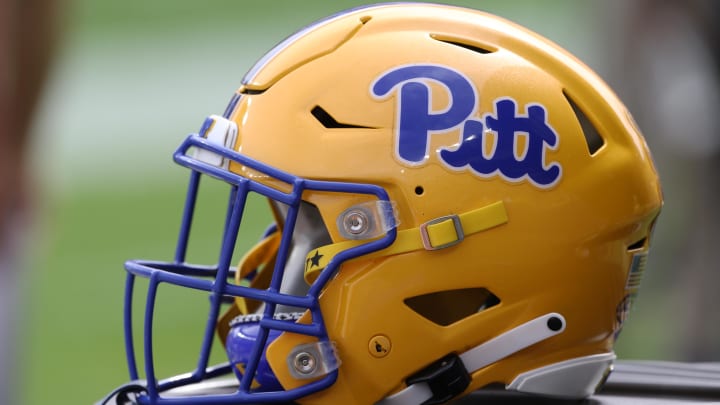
[19,1,680,404]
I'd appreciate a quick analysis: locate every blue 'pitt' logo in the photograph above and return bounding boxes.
[371,64,562,188]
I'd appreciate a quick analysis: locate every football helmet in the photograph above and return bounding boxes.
[110,3,662,404]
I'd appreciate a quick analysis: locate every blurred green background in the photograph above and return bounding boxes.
[18,1,717,404]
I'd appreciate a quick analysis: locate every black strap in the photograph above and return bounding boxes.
[406,354,471,405]
[95,380,148,405]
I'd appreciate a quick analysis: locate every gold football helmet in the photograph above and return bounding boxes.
[115,4,662,404]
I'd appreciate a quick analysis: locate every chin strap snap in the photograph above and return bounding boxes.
[304,200,508,283]
[376,313,566,405]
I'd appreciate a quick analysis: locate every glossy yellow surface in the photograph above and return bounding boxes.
[224,4,662,403]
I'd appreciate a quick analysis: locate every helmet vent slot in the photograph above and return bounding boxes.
[564,91,605,155]
[627,237,647,251]
[431,34,495,55]
[311,105,374,129]
[404,288,500,326]
[240,88,265,95]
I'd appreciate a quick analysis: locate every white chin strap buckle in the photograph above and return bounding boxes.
[377,313,566,405]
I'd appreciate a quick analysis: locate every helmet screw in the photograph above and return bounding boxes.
[368,334,391,358]
[293,351,317,375]
[342,209,370,236]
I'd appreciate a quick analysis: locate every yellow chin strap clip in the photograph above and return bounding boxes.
[304,200,508,284]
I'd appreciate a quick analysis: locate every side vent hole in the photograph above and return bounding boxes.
[564,91,605,155]
[404,288,500,326]
[311,106,374,129]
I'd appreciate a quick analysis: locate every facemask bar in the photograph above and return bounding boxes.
[122,124,398,404]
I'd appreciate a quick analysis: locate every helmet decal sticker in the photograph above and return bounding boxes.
[616,252,648,338]
[372,64,562,188]
[442,98,562,188]
[372,64,478,165]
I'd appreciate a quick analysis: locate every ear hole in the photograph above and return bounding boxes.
[564,91,605,156]
[414,186,424,195]
[404,288,500,326]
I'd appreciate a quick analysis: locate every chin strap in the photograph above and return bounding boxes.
[304,200,508,283]
[376,313,567,405]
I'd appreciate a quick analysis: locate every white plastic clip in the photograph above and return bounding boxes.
[192,114,237,169]
[287,341,341,380]
[337,201,398,240]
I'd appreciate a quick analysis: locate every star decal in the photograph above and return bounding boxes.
[309,250,324,268]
